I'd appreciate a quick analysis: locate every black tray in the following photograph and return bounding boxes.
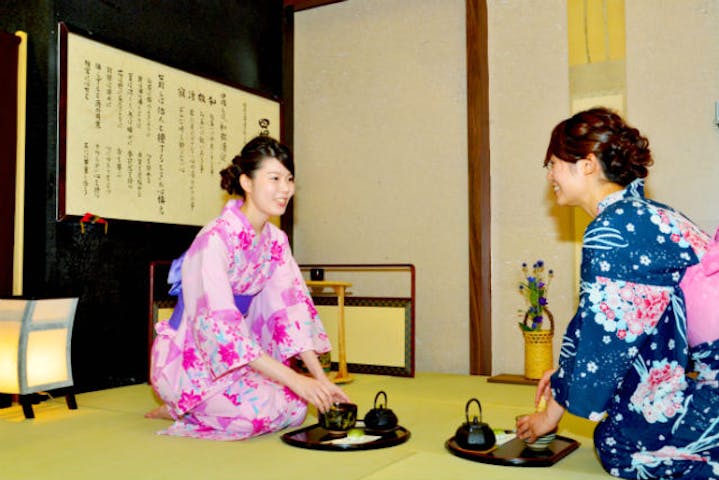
[446,434,580,467]
[281,423,410,451]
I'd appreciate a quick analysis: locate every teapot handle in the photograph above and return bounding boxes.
[374,390,388,409]
[465,398,482,424]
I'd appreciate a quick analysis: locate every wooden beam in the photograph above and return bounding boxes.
[466,0,491,375]
[283,0,346,12]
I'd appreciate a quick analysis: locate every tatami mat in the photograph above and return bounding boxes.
[0,373,610,479]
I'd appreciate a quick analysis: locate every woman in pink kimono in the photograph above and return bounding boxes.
[148,135,349,440]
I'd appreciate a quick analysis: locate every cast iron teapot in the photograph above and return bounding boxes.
[364,390,398,431]
[454,398,496,451]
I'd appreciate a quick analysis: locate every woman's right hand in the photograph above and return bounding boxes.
[517,368,564,443]
[535,368,557,410]
[248,353,349,413]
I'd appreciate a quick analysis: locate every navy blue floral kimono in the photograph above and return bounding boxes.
[550,180,719,479]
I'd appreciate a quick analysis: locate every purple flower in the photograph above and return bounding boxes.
[518,259,554,331]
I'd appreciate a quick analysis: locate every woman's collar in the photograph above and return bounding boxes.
[597,179,645,214]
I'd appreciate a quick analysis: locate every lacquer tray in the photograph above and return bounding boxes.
[446,434,579,467]
[281,422,410,451]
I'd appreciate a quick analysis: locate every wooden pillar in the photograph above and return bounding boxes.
[466,0,491,375]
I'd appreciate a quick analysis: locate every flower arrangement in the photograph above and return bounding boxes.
[518,260,553,332]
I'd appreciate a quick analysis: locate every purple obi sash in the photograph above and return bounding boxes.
[167,252,255,330]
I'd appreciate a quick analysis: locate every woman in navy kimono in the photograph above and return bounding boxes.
[516,108,719,478]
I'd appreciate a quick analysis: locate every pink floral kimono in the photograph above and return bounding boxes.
[150,199,331,440]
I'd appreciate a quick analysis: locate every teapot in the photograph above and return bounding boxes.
[454,398,496,451]
[364,390,398,432]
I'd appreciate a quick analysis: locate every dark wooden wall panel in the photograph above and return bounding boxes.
[0,0,288,392]
[0,31,20,296]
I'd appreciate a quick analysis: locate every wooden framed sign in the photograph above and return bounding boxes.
[57,23,281,226]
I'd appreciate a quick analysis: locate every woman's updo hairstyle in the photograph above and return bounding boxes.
[544,107,653,186]
[220,135,294,196]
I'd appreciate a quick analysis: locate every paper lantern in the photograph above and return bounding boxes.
[0,297,79,418]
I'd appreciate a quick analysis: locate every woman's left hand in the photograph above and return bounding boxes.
[291,374,349,413]
[320,377,350,405]
[295,350,350,410]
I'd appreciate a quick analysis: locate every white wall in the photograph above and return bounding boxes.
[487,1,576,376]
[625,1,719,233]
[293,0,469,373]
[294,0,719,376]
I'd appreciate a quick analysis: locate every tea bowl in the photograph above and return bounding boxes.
[319,402,357,433]
[523,430,557,451]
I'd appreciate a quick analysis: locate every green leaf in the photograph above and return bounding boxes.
[518,322,534,332]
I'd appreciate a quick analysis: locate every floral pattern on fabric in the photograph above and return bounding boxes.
[692,347,719,389]
[628,357,687,424]
[150,199,331,440]
[550,180,719,478]
[587,277,671,343]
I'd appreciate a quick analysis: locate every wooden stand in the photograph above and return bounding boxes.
[487,373,538,385]
[17,389,77,419]
[306,280,353,384]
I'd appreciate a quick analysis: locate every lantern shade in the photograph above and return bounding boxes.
[0,297,78,418]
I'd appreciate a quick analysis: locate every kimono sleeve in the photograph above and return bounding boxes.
[247,231,331,362]
[551,276,673,419]
[182,231,262,379]
[550,203,682,419]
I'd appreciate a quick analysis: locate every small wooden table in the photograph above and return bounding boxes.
[306,280,353,384]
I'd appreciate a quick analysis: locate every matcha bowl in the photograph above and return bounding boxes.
[319,402,357,434]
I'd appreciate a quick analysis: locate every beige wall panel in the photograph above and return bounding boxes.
[625,1,719,233]
[294,0,469,373]
[487,0,577,377]
[317,304,406,367]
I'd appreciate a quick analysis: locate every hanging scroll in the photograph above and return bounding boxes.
[57,23,281,226]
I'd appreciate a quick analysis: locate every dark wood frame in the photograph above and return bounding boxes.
[147,261,415,379]
[0,31,21,295]
[310,296,414,377]
[300,263,416,377]
[466,0,491,375]
[283,0,346,12]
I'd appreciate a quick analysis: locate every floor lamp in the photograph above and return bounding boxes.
[0,297,79,419]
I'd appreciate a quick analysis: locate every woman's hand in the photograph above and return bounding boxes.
[295,350,350,410]
[516,397,564,443]
[535,368,556,410]
[249,351,350,413]
[516,410,554,443]
[290,374,349,413]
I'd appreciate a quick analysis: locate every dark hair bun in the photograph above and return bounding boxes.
[594,111,653,185]
[545,107,653,186]
[220,160,244,196]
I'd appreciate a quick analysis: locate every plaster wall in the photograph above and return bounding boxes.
[293,0,469,373]
[293,0,719,375]
[487,0,576,376]
[625,1,719,233]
